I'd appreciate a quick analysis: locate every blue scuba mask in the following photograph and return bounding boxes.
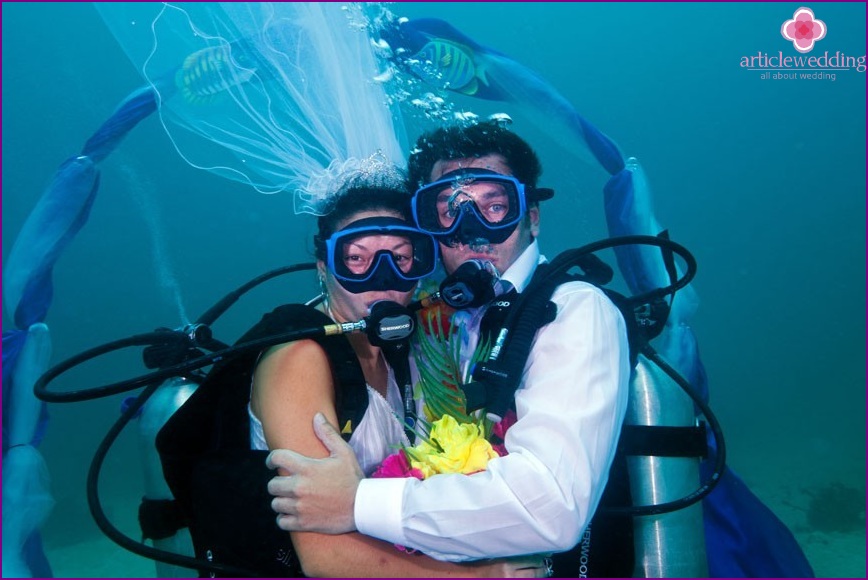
[317,216,439,294]
[412,168,527,246]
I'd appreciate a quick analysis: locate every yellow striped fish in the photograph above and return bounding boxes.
[175,45,256,104]
[409,40,481,95]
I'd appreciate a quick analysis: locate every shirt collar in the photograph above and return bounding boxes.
[500,239,543,293]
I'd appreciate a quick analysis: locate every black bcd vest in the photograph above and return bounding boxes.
[155,304,368,578]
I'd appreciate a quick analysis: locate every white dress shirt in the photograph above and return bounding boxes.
[354,240,631,561]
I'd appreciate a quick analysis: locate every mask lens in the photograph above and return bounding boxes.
[325,218,438,293]
[436,181,512,227]
[414,172,525,236]
[339,233,415,277]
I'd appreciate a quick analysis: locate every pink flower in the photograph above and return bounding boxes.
[372,449,425,480]
[781,8,826,53]
[490,409,517,457]
[492,409,518,441]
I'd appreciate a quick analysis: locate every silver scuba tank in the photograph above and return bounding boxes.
[137,376,198,578]
[626,354,708,578]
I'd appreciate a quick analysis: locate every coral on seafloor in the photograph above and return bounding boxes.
[804,482,866,533]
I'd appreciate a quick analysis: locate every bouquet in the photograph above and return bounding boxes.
[372,414,507,480]
[374,303,519,481]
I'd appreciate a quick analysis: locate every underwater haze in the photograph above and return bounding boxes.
[2,2,865,578]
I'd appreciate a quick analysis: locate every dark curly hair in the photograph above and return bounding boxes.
[314,185,412,261]
[407,120,542,188]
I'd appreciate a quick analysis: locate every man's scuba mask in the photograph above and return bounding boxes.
[412,168,552,247]
[316,216,439,294]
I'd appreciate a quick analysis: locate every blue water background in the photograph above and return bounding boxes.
[2,2,865,577]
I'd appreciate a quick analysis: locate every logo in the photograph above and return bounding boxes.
[781,7,826,53]
[739,6,865,80]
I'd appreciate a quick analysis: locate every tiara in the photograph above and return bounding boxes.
[294,152,407,216]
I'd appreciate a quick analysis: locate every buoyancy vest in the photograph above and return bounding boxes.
[155,303,369,578]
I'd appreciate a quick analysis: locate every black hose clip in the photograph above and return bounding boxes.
[633,297,671,341]
[439,260,498,309]
[142,324,213,370]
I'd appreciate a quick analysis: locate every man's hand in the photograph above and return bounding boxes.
[468,556,553,578]
[266,413,364,534]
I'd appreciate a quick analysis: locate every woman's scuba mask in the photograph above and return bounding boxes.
[317,216,439,294]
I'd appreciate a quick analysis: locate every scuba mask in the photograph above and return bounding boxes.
[317,216,439,294]
[412,168,553,247]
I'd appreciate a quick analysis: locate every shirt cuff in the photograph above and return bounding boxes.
[355,477,410,547]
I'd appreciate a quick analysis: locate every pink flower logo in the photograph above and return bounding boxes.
[781,7,827,53]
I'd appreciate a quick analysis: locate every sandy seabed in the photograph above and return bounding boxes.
[38,485,866,579]
[42,530,867,579]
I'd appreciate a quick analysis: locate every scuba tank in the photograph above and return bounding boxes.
[136,376,198,578]
[627,355,708,577]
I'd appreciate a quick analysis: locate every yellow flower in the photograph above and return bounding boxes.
[405,415,499,478]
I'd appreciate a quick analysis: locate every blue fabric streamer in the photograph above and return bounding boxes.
[82,80,169,163]
[2,331,28,453]
[2,83,160,578]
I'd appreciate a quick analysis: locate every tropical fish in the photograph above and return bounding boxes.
[378,16,624,174]
[175,44,257,104]
[407,39,482,95]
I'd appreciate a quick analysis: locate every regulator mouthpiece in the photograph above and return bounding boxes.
[439,260,499,309]
[365,301,416,346]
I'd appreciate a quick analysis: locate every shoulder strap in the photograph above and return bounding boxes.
[465,265,565,417]
[241,304,368,439]
[467,256,641,418]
